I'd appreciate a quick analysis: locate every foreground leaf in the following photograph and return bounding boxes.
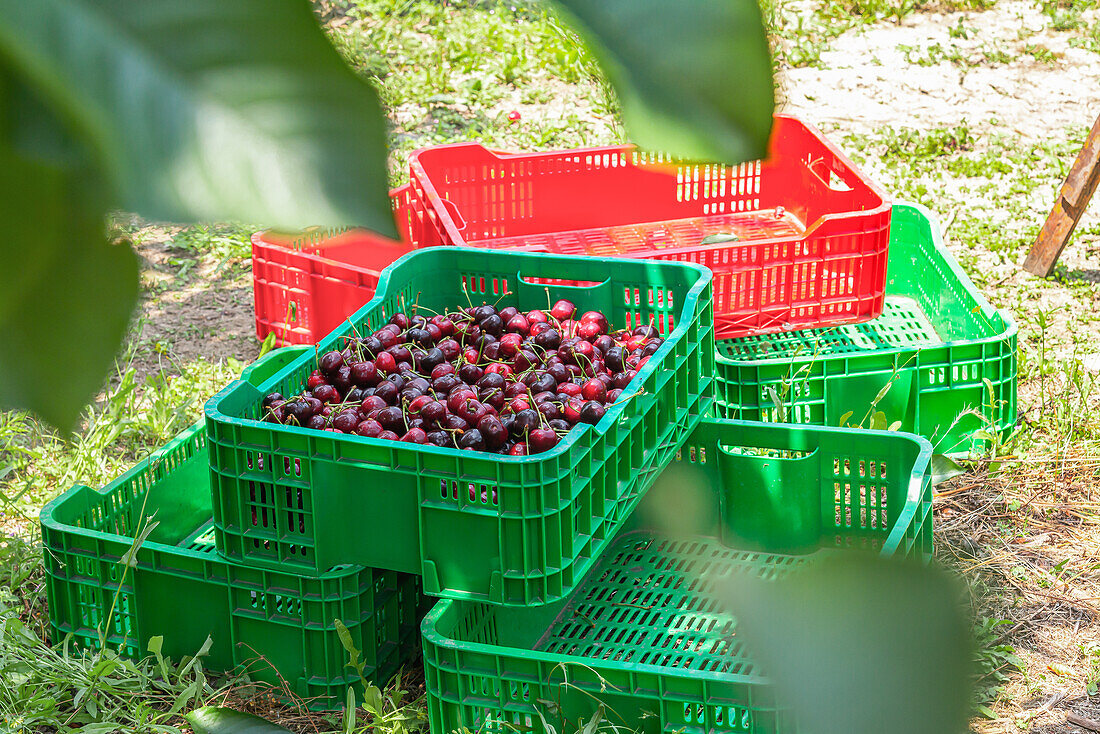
[186,707,293,734]
[552,0,774,163]
[0,0,395,234]
[720,555,972,734]
[0,141,139,430]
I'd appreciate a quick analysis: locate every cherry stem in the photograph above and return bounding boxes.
[605,389,645,410]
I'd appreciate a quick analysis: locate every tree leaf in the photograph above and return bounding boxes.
[0,0,395,235]
[718,555,973,734]
[870,410,887,431]
[700,232,739,245]
[119,517,160,568]
[552,0,774,164]
[0,140,139,430]
[931,453,966,486]
[186,707,293,734]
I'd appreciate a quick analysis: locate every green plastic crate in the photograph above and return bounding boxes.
[206,247,715,606]
[714,203,1017,455]
[41,348,429,711]
[422,418,933,734]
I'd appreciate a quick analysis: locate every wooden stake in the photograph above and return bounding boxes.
[1022,113,1100,277]
[1066,712,1100,732]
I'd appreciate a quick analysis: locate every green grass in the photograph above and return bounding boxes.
[1,355,243,519]
[326,0,622,184]
[1068,20,1100,54]
[760,0,855,68]
[1039,0,1094,30]
[0,2,629,729]
[1020,42,1059,64]
[4,0,1100,729]
[971,617,1023,718]
[839,123,1100,298]
[822,0,996,24]
[897,41,1021,68]
[168,222,256,264]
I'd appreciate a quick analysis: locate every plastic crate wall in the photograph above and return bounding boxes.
[252,185,429,346]
[714,203,1017,455]
[210,248,715,605]
[408,116,891,338]
[422,419,933,734]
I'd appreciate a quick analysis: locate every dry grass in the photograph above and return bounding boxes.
[936,440,1100,732]
[190,667,427,734]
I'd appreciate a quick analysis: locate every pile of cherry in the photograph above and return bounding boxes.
[261,299,664,455]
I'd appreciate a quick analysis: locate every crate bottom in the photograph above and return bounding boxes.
[530,530,843,680]
[716,296,940,361]
[178,520,218,553]
[471,209,805,257]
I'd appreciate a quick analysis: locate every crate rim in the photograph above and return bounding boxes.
[38,421,205,551]
[714,201,1018,367]
[39,419,371,582]
[210,246,713,465]
[39,346,368,582]
[408,114,892,250]
[252,183,411,255]
[420,418,932,676]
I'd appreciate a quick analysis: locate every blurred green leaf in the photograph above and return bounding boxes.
[0,141,139,430]
[186,707,293,734]
[0,0,395,235]
[721,554,973,734]
[552,0,774,163]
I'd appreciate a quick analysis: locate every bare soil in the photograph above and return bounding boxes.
[128,227,260,382]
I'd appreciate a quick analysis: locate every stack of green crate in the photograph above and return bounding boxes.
[418,420,935,734]
[201,247,717,606]
[412,204,1002,734]
[713,203,1017,456]
[42,347,430,709]
[42,202,1006,727]
[44,245,718,712]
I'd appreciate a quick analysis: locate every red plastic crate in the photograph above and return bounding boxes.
[251,185,430,346]
[409,115,891,338]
